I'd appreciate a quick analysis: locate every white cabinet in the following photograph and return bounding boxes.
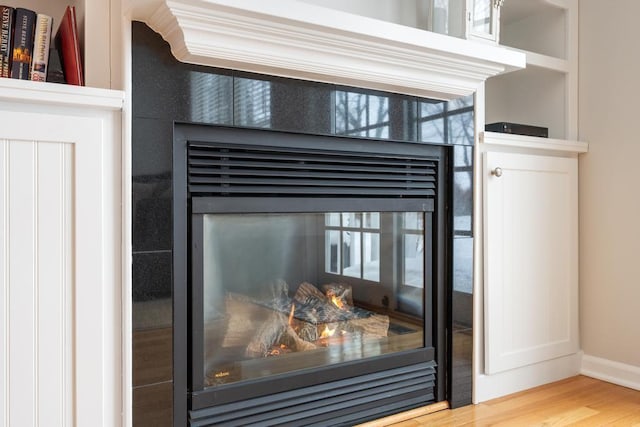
[476,131,586,401]
[0,79,124,427]
[483,149,578,374]
[485,0,577,140]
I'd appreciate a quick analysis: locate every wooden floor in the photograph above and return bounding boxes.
[362,376,640,426]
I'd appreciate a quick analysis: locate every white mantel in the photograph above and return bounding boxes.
[129,0,525,99]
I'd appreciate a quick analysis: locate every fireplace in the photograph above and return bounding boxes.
[172,125,450,425]
[131,17,478,426]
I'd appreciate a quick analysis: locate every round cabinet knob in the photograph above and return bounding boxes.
[492,167,503,177]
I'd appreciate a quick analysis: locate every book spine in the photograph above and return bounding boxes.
[10,8,36,80]
[30,14,52,81]
[0,5,13,78]
[55,5,83,86]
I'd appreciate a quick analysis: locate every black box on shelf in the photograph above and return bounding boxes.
[485,122,549,138]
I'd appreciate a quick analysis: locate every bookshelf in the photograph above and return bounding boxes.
[0,5,124,421]
[2,0,113,89]
[485,0,578,140]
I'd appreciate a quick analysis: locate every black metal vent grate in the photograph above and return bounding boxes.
[187,141,438,198]
[189,362,436,427]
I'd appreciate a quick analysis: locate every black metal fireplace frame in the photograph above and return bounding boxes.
[172,124,451,426]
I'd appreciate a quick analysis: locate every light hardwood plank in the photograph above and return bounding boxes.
[374,376,640,426]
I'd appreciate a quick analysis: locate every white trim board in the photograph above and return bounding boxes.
[581,354,640,392]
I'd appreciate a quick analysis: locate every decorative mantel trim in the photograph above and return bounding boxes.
[133,0,525,100]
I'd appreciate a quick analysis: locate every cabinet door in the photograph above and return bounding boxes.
[483,151,578,374]
[0,108,120,427]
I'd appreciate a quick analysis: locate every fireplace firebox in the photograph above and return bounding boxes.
[173,125,450,426]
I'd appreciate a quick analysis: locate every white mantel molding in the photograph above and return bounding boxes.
[131,0,525,100]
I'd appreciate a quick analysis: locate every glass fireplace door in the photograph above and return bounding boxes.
[192,205,433,390]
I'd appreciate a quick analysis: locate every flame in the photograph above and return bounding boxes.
[330,295,346,309]
[288,304,295,325]
[320,325,336,339]
[268,344,288,357]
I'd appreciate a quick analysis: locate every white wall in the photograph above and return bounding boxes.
[579,0,640,376]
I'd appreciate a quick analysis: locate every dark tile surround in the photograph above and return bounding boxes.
[131,21,475,424]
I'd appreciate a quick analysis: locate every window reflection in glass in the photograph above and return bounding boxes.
[326,212,340,227]
[418,94,474,145]
[448,95,474,110]
[421,118,446,144]
[421,101,445,117]
[325,229,341,274]
[341,212,361,229]
[363,212,380,228]
[323,211,425,294]
[234,78,272,128]
[403,234,424,288]
[335,91,390,138]
[325,212,381,281]
[448,111,474,145]
[343,230,361,278]
[189,72,233,124]
[362,232,380,282]
[402,212,424,288]
[183,62,474,145]
[404,212,422,230]
[453,145,473,236]
[472,0,493,34]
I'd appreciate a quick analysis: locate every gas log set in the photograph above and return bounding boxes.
[204,281,391,387]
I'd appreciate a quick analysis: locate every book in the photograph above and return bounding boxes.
[46,46,65,83]
[11,7,36,80]
[0,5,13,78]
[30,13,52,81]
[54,5,83,86]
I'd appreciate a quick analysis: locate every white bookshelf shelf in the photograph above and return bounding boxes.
[0,77,123,109]
[480,131,588,154]
[503,47,569,74]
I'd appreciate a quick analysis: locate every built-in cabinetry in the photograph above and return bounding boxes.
[0,55,124,427]
[476,131,587,401]
[0,80,125,426]
[2,3,125,426]
[473,0,588,403]
[486,0,577,140]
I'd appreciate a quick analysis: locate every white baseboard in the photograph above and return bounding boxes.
[581,354,640,391]
[474,352,582,403]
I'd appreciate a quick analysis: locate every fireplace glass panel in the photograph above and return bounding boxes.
[200,211,427,388]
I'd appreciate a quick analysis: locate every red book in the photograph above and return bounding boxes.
[54,5,83,86]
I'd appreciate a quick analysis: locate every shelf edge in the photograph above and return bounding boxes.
[481,131,588,154]
[501,47,569,73]
[0,78,124,110]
